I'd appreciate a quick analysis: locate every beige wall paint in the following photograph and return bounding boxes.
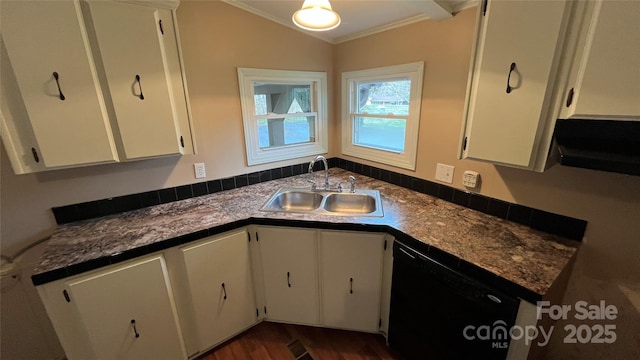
[1,2,638,359]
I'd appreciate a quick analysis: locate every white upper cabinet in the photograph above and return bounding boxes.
[1,0,118,168]
[460,0,571,169]
[0,0,195,174]
[86,1,185,159]
[560,0,640,120]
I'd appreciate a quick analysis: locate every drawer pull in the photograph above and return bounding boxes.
[52,72,65,101]
[131,319,140,338]
[135,74,145,100]
[506,62,516,94]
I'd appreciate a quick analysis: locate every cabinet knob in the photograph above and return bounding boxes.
[52,72,65,101]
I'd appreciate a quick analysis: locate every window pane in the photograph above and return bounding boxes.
[356,79,410,116]
[354,117,406,152]
[253,83,311,115]
[254,94,267,115]
[258,116,315,149]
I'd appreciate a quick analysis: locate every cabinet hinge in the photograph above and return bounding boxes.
[31,147,40,163]
[379,318,382,328]
[264,306,267,315]
[566,88,574,107]
[159,19,164,35]
[63,290,71,303]
[384,239,387,250]
[463,136,468,151]
[482,0,488,16]
[180,136,185,148]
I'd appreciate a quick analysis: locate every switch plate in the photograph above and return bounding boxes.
[435,163,454,184]
[194,163,206,179]
[463,170,479,188]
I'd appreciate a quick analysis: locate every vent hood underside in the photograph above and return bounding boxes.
[553,119,640,176]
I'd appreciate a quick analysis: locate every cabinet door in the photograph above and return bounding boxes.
[565,0,640,119]
[320,231,385,332]
[462,0,568,167]
[258,227,319,325]
[182,231,257,350]
[66,255,186,360]
[87,1,183,159]
[1,0,118,167]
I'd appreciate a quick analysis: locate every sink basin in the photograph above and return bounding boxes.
[323,193,377,214]
[264,191,323,211]
[260,187,383,217]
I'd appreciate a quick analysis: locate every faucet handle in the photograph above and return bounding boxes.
[348,175,356,193]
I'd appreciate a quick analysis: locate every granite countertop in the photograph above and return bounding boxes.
[33,168,580,302]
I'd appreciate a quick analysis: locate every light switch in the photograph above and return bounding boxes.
[463,170,479,188]
[435,163,454,184]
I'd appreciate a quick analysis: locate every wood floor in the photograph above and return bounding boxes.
[197,321,401,360]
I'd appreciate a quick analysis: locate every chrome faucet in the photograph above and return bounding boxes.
[308,155,329,190]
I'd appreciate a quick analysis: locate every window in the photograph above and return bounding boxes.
[341,62,424,170]
[238,68,328,165]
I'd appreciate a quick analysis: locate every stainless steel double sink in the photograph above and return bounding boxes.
[260,187,384,217]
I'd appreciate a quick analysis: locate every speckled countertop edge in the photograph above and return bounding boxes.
[32,169,580,302]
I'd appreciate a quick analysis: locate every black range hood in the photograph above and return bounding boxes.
[553,119,640,176]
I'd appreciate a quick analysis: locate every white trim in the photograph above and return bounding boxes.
[341,62,424,171]
[222,0,478,45]
[238,68,328,166]
[117,0,180,10]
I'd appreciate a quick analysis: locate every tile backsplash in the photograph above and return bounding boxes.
[52,157,587,241]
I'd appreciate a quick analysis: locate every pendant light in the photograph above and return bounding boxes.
[292,0,341,31]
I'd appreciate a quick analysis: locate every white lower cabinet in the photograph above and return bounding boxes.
[254,226,387,332]
[181,230,257,351]
[256,226,320,325]
[38,227,391,359]
[319,230,385,332]
[37,255,186,360]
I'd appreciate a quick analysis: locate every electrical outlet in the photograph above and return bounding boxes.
[463,170,480,188]
[435,163,454,184]
[194,163,206,179]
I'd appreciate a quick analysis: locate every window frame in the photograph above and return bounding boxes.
[238,68,328,166]
[341,62,424,170]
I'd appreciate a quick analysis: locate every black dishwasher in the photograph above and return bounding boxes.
[388,241,520,360]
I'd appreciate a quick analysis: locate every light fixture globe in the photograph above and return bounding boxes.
[292,0,341,31]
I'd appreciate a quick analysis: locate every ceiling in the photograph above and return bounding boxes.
[222,0,477,44]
